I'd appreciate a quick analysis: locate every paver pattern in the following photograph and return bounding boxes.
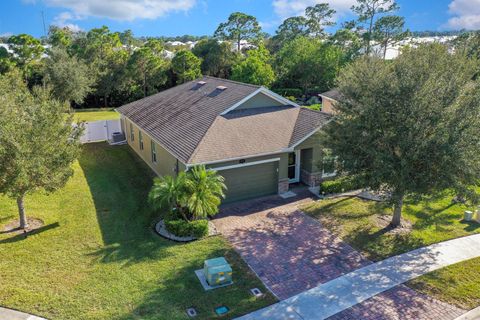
[328,285,464,320]
[215,188,368,300]
[218,189,465,320]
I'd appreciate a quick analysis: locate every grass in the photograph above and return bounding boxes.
[301,194,480,309]
[72,109,120,122]
[0,143,276,320]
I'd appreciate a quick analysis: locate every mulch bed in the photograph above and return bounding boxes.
[375,215,412,235]
[2,217,44,235]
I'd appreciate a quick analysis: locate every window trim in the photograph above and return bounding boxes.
[151,140,157,163]
[139,131,144,150]
[130,123,135,141]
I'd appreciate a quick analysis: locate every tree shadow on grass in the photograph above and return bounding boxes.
[0,222,59,244]
[344,224,425,261]
[78,143,172,265]
[116,245,277,320]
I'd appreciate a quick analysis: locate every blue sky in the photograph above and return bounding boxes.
[0,0,479,38]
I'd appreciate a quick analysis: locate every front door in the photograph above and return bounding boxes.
[288,151,300,183]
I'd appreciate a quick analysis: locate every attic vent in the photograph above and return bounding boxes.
[216,86,227,90]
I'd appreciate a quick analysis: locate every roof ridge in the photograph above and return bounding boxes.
[202,75,261,89]
[287,108,302,147]
[187,115,222,164]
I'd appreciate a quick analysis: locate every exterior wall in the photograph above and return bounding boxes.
[236,92,285,110]
[123,117,184,177]
[295,132,324,187]
[207,153,289,180]
[321,97,337,114]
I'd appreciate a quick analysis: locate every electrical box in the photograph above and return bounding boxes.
[203,257,232,287]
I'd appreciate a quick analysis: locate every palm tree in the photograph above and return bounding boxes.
[148,172,189,221]
[184,165,226,220]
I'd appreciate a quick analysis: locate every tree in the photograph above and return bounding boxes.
[231,45,275,87]
[454,31,480,60]
[273,16,310,48]
[7,34,45,82]
[274,37,344,93]
[373,15,408,59]
[324,44,480,227]
[0,47,15,74]
[329,27,363,62]
[149,166,226,221]
[125,39,168,98]
[48,26,74,48]
[171,50,202,84]
[78,26,127,107]
[351,0,399,55]
[45,48,93,104]
[305,3,336,38]
[183,166,226,220]
[0,71,83,229]
[214,12,262,52]
[192,39,236,78]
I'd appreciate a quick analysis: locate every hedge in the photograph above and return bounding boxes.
[165,219,209,238]
[320,176,363,194]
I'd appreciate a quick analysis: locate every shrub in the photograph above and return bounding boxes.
[320,176,363,194]
[165,219,209,238]
[305,104,322,111]
[272,88,303,98]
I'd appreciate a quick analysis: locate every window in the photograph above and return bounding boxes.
[322,149,337,178]
[151,140,157,163]
[139,131,144,150]
[130,123,134,141]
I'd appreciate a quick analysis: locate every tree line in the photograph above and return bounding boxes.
[0,0,421,109]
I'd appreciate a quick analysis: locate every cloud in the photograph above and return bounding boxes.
[52,12,82,32]
[36,0,197,21]
[446,0,480,30]
[272,0,356,19]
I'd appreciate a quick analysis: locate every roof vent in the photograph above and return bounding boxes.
[216,86,227,91]
[198,81,207,85]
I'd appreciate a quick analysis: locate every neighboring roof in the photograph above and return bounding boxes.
[117,76,331,165]
[320,88,341,102]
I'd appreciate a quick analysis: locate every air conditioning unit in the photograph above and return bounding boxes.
[111,132,125,143]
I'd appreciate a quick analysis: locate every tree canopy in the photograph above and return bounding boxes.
[171,50,202,84]
[325,44,480,227]
[214,12,262,52]
[0,71,83,229]
[231,45,275,87]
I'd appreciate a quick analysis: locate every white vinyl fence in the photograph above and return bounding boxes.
[79,119,123,143]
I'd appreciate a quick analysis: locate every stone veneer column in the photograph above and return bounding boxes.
[278,178,290,194]
[301,169,322,187]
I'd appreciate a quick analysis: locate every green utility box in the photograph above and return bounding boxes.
[204,257,232,287]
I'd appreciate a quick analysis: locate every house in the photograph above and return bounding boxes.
[319,89,340,114]
[117,76,333,203]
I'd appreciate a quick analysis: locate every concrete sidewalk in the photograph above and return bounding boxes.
[237,233,480,320]
[0,307,46,320]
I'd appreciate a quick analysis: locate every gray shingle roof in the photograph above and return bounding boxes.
[289,108,332,147]
[117,76,331,164]
[320,88,341,101]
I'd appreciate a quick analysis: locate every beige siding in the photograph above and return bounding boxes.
[124,117,182,177]
[321,98,336,114]
[236,92,285,110]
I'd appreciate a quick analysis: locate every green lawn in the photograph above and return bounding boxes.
[0,143,276,320]
[302,195,480,309]
[73,109,120,122]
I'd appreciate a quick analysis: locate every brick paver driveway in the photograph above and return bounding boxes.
[216,188,465,319]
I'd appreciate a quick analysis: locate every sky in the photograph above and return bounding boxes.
[0,0,479,38]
